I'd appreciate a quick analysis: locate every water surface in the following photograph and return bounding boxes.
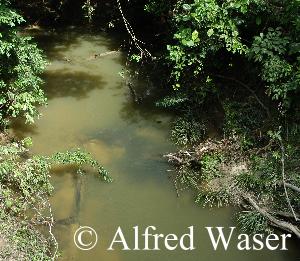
[12,28,298,261]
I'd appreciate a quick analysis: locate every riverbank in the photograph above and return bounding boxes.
[0,131,53,260]
[0,212,50,260]
[2,1,300,259]
[9,27,297,261]
[166,136,300,238]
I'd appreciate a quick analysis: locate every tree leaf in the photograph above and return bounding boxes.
[207,28,214,37]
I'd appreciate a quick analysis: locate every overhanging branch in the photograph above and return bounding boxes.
[242,193,300,238]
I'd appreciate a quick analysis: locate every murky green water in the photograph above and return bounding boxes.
[12,29,298,261]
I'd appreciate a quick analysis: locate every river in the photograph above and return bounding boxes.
[12,28,298,261]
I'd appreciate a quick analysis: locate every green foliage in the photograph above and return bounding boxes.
[175,167,200,191]
[236,140,300,223]
[0,1,47,126]
[126,0,300,237]
[156,93,189,108]
[237,211,269,234]
[0,213,52,261]
[0,139,111,217]
[196,189,230,208]
[0,137,110,259]
[223,99,266,148]
[129,54,143,63]
[144,1,170,15]
[144,0,300,116]
[248,26,300,107]
[120,0,300,236]
[171,116,206,146]
[200,153,223,180]
[249,28,290,62]
[166,0,249,89]
[51,149,112,182]
[0,140,52,214]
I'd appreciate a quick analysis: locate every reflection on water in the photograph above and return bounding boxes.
[12,28,298,261]
[43,70,106,99]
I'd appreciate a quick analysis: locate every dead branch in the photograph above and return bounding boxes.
[47,199,58,261]
[164,153,185,164]
[116,0,152,58]
[280,141,299,222]
[285,182,300,194]
[88,50,119,60]
[243,193,300,238]
[32,195,58,260]
[278,181,300,194]
[273,211,300,220]
[254,140,274,155]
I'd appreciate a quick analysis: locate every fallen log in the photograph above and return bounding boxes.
[88,50,119,60]
[242,193,300,238]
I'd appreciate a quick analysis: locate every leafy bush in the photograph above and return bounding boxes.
[171,116,206,146]
[0,1,46,126]
[0,136,111,259]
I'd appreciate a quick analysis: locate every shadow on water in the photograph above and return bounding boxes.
[10,119,39,139]
[10,70,107,138]
[11,27,299,261]
[118,75,174,124]
[12,28,127,139]
[119,100,171,124]
[28,27,123,62]
[43,70,106,100]
[26,27,170,125]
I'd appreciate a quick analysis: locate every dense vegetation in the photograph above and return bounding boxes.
[138,0,300,237]
[116,0,300,237]
[0,1,110,259]
[1,0,300,259]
